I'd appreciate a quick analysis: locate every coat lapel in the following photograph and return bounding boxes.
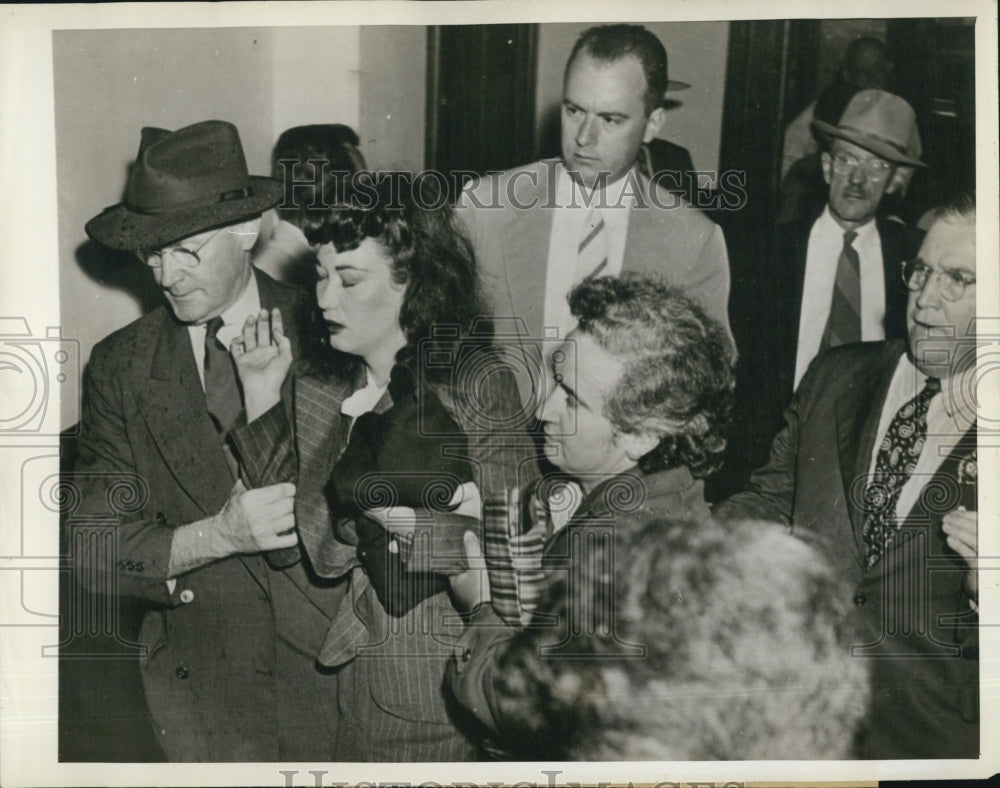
[138,312,236,515]
[835,343,906,548]
[499,162,556,340]
[293,374,354,569]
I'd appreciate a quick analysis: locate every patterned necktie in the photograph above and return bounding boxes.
[820,230,861,351]
[574,206,608,285]
[204,317,242,439]
[861,377,941,569]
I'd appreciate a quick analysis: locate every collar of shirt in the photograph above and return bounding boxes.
[814,205,879,251]
[187,272,260,389]
[554,160,638,212]
[543,163,637,335]
[938,361,978,432]
[341,367,390,418]
[793,208,886,387]
[872,352,977,520]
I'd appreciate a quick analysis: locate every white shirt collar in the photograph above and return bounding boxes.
[554,161,639,210]
[815,205,879,245]
[187,270,260,388]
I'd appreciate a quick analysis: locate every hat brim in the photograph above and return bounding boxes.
[85,176,284,251]
[811,120,926,168]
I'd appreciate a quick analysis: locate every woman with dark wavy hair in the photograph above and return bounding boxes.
[230,172,533,761]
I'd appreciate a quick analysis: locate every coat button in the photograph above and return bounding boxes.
[854,592,866,606]
[462,648,472,663]
[156,512,167,524]
[175,665,189,679]
[179,589,194,604]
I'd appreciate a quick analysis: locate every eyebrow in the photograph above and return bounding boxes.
[915,257,975,276]
[563,98,628,121]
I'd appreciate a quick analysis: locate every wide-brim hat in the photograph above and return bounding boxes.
[812,89,925,167]
[85,120,283,251]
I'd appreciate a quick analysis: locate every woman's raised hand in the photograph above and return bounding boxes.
[230,307,293,422]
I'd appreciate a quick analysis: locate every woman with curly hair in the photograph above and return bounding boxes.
[231,172,534,761]
[446,274,739,751]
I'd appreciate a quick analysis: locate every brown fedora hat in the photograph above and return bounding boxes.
[812,89,925,167]
[85,120,283,251]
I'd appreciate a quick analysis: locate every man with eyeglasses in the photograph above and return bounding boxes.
[750,90,927,473]
[719,194,979,758]
[76,120,343,760]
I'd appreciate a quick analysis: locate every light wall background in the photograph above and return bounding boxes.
[55,22,727,387]
[54,25,426,373]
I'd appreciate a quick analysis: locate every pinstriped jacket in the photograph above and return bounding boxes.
[233,349,539,724]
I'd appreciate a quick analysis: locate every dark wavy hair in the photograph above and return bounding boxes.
[489,516,869,759]
[271,124,366,230]
[300,172,492,377]
[567,25,668,116]
[568,275,735,478]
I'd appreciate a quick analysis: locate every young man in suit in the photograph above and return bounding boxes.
[745,89,927,474]
[74,120,342,761]
[718,195,979,758]
[455,24,731,409]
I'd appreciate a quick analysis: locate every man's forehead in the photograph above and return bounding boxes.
[164,226,222,248]
[831,138,891,163]
[564,52,647,96]
[921,218,976,270]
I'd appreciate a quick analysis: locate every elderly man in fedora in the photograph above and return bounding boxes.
[744,89,928,470]
[75,120,342,761]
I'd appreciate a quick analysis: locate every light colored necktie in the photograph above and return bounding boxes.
[574,206,608,285]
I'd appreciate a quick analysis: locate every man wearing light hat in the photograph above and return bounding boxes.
[753,89,927,466]
[75,120,342,760]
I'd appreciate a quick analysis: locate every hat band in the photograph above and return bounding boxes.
[130,186,254,216]
[839,124,911,158]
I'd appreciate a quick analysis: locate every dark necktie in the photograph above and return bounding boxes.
[820,230,861,351]
[861,377,941,569]
[204,317,243,441]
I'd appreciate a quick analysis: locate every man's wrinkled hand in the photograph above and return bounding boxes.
[216,479,298,554]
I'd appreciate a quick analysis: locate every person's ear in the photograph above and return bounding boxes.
[821,151,833,185]
[885,165,910,196]
[642,106,667,143]
[619,428,662,463]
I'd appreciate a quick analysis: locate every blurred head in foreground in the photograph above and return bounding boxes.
[491,517,870,760]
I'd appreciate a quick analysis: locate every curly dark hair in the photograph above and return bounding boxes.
[567,25,668,116]
[568,275,735,478]
[299,172,492,379]
[490,516,870,760]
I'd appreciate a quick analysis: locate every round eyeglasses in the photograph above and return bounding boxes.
[830,152,893,179]
[135,227,227,269]
[901,259,976,302]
